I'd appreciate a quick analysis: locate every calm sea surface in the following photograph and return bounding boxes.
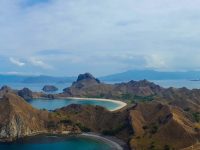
[0,135,113,150]
[151,80,200,89]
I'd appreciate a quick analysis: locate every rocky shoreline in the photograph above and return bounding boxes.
[0,132,127,150]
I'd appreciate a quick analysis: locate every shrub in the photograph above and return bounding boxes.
[192,112,200,122]
[60,119,72,124]
[102,123,127,135]
[164,145,170,150]
[150,124,158,134]
[76,123,91,132]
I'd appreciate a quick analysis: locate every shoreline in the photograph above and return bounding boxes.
[34,96,127,111]
[79,133,125,150]
[60,97,127,111]
[0,132,127,150]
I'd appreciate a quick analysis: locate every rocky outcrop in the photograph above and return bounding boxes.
[76,73,100,83]
[42,85,58,92]
[0,85,13,97]
[18,88,33,100]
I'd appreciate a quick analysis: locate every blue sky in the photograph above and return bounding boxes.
[0,0,200,76]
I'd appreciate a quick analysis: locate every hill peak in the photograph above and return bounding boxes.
[77,73,100,83]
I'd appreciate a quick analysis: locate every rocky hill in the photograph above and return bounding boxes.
[0,93,79,141]
[129,102,200,150]
[42,85,58,92]
[55,104,133,142]
[61,73,163,99]
[0,93,48,141]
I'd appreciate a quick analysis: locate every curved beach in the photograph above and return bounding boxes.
[80,133,124,150]
[66,97,127,111]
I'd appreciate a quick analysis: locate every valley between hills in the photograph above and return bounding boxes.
[0,73,199,150]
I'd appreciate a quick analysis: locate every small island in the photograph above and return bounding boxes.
[42,85,58,92]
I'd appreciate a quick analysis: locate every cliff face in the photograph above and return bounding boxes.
[0,93,49,141]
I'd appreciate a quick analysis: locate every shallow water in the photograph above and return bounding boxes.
[0,135,113,150]
[27,98,121,111]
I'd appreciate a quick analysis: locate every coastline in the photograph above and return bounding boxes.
[65,97,127,111]
[78,133,126,150]
[0,132,127,150]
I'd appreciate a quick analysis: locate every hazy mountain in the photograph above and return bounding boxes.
[0,74,76,83]
[100,70,200,81]
[22,75,76,83]
[0,75,29,83]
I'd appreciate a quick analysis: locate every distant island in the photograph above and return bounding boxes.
[0,74,76,83]
[2,70,200,84]
[42,85,58,92]
[190,79,200,81]
[100,70,200,81]
[0,73,199,150]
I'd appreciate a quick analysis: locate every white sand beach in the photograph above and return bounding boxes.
[80,133,124,150]
[66,97,127,111]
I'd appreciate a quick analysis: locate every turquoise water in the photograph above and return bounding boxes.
[27,98,121,111]
[0,135,113,150]
[1,80,200,94]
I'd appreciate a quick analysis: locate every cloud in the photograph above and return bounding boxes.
[29,57,53,69]
[1,0,200,75]
[9,57,25,67]
[145,54,166,70]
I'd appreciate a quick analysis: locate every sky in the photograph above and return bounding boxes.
[0,0,200,76]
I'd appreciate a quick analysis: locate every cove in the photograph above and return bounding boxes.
[27,98,126,111]
[0,135,116,150]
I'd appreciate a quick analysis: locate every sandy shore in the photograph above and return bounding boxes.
[80,133,124,150]
[66,97,127,111]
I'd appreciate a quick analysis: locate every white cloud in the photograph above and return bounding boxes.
[145,54,166,70]
[1,0,200,75]
[29,57,53,69]
[9,57,25,67]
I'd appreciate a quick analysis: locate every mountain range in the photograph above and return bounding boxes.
[0,75,76,83]
[2,70,200,84]
[100,70,200,81]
